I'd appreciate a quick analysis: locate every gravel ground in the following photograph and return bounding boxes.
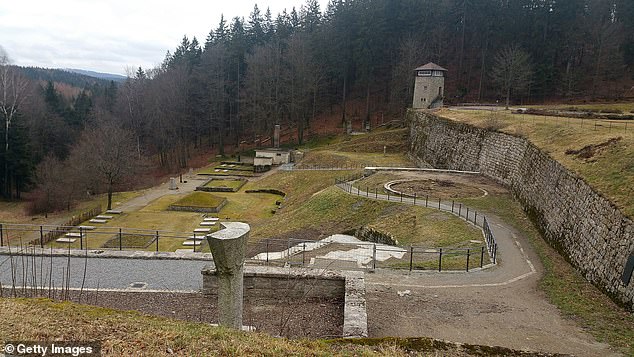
[1,289,344,339]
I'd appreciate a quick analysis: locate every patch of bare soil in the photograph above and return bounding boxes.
[391,179,485,199]
[2,289,343,339]
[565,137,622,160]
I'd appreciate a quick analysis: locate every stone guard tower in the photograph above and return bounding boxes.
[412,62,447,109]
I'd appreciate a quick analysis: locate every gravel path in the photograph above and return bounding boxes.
[336,177,618,357]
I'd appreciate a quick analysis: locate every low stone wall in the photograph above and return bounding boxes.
[201,265,368,337]
[245,189,286,197]
[196,178,247,193]
[408,111,634,309]
[168,198,227,213]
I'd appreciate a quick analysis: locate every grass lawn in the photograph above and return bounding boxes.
[170,192,226,209]
[530,102,634,113]
[101,233,156,249]
[439,107,634,217]
[252,185,483,248]
[0,298,416,357]
[297,128,413,168]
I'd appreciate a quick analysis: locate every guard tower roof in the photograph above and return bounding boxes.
[414,62,448,71]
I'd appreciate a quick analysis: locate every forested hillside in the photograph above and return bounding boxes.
[1,0,633,210]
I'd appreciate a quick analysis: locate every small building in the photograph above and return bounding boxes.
[412,62,447,109]
[254,149,291,165]
[253,156,273,173]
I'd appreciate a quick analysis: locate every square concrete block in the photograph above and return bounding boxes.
[200,222,216,226]
[89,219,107,223]
[56,238,77,243]
[194,228,211,233]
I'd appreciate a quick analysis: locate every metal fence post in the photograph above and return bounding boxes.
[400,192,403,202]
[192,231,196,253]
[409,246,414,271]
[373,244,377,270]
[466,249,470,272]
[466,207,469,221]
[452,200,454,212]
[40,226,44,248]
[413,193,416,205]
[366,187,369,197]
[119,228,122,251]
[375,188,378,199]
[266,239,269,263]
[480,246,485,268]
[474,211,478,225]
[438,198,441,209]
[438,248,443,272]
[0,223,3,246]
[425,195,428,207]
[387,191,390,201]
[79,227,83,250]
[459,203,462,216]
[302,243,306,266]
[156,231,159,252]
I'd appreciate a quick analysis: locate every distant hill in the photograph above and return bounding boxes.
[19,67,125,88]
[18,66,117,88]
[65,68,126,82]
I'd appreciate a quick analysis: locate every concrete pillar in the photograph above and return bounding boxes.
[168,177,177,190]
[274,124,281,149]
[206,222,250,329]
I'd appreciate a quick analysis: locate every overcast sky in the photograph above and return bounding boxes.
[0,0,329,75]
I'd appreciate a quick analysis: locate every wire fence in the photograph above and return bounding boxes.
[334,175,498,265]
[0,222,494,272]
[0,173,497,272]
[0,223,210,253]
[246,236,489,272]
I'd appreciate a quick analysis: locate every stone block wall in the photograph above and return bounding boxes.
[202,265,368,337]
[408,111,634,309]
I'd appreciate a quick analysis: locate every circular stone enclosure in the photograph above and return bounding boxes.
[386,179,487,199]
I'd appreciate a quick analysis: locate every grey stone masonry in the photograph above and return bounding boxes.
[206,222,250,329]
[408,111,634,310]
[201,265,368,338]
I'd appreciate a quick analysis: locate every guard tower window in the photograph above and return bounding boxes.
[432,70,444,77]
[418,70,432,77]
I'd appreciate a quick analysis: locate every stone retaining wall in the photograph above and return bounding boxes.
[201,265,368,337]
[408,111,634,309]
[354,226,399,246]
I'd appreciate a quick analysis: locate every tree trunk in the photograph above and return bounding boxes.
[107,183,113,211]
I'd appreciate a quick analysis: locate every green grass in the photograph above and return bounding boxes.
[461,193,634,355]
[101,234,155,249]
[440,107,634,217]
[170,192,226,208]
[252,185,483,248]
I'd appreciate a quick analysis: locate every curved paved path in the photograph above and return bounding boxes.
[335,179,618,357]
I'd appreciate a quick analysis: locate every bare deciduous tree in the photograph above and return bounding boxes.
[71,115,139,210]
[490,45,533,109]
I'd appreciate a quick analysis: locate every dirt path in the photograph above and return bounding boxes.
[336,174,619,356]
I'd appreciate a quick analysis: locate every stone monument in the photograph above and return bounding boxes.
[206,222,250,329]
[169,177,177,190]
